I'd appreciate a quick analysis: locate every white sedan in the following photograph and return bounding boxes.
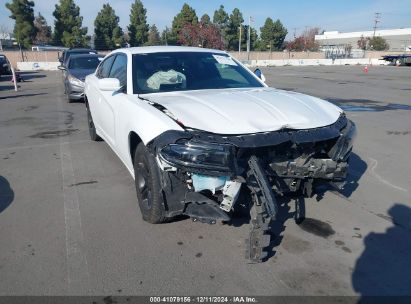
[84,46,356,262]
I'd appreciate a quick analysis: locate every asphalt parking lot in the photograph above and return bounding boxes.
[0,66,410,297]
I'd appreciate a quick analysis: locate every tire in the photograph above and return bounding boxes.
[134,142,167,224]
[86,103,102,141]
[294,196,306,224]
[66,91,74,103]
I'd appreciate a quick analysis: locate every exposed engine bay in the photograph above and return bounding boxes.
[146,114,356,262]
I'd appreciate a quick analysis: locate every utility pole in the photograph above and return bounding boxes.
[292,27,297,39]
[304,26,309,51]
[238,25,241,54]
[247,16,253,60]
[373,12,381,37]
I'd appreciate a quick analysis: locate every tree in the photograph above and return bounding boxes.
[5,0,37,48]
[178,22,224,49]
[239,25,258,51]
[53,0,89,47]
[357,35,369,50]
[369,36,389,51]
[34,13,51,45]
[94,4,123,50]
[212,5,229,46]
[213,5,229,28]
[171,3,198,44]
[128,0,149,47]
[260,18,287,51]
[225,8,244,51]
[147,24,160,46]
[161,26,171,45]
[285,36,305,51]
[200,14,211,25]
[285,27,319,51]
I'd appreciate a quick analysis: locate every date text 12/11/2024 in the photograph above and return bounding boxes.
[149,296,257,303]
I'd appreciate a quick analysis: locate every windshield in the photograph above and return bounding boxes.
[132,52,263,94]
[69,57,102,70]
[65,51,96,63]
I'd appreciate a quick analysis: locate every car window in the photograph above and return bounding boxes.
[96,55,116,79]
[68,57,102,70]
[64,50,97,65]
[108,54,127,89]
[215,63,250,85]
[132,52,263,94]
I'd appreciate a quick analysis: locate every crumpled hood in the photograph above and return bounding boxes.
[142,88,343,134]
[69,69,96,82]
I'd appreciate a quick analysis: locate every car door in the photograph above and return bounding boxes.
[63,57,71,92]
[98,53,127,147]
[90,54,116,134]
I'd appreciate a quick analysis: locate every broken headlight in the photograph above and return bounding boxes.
[159,141,235,173]
[328,119,357,161]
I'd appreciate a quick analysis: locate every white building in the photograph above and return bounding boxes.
[0,32,16,50]
[315,28,411,58]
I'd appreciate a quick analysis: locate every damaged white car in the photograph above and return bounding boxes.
[84,46,356,262]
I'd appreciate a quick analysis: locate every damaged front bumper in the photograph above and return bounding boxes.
[147,114,356,261]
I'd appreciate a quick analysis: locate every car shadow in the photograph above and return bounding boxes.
[227,153,366,262]
[0,93,47,100]
[352,203,411,301]
[315,152,367,200]
[13,71,46,81]
[227,192,305,262]
[0,176,14,213]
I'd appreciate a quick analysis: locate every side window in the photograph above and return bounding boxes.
[108,54,127,89]
[96,55,116,79]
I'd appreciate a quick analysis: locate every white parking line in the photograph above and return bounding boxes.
[57,73,91,294]
[369,157,408,193]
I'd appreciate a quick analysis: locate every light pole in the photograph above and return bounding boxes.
[247,16,252,60]
[238,25,241,54]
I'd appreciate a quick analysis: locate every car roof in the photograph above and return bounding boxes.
[68,48,96,52]
[68,54,103,59]
[110,46,227,56]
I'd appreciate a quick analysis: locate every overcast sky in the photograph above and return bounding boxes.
[1,0,411,38]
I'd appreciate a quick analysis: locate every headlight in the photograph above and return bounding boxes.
[328,120,357,161]
[159,140,235,173]
[68,75,84,87]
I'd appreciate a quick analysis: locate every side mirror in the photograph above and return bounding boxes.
[98,78,121,92]
[58,65,66,71]
[254,68,266,82]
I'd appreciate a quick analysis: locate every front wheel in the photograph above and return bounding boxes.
[134,143,167,224]
[86,104,102,141]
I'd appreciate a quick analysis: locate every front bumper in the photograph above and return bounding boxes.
[67,81,85,100]
[150,114,356,216]
[149,114,356,262]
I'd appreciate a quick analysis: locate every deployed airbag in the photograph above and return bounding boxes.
[147,69,186,90]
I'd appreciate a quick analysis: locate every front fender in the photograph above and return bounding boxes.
[119,95,185,174]
[123,95,184,145]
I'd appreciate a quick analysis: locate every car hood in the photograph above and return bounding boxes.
[142,87,343,134]
[69,69,96,82]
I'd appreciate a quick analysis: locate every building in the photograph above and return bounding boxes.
[315,28,411,58]
[0,32,16,51]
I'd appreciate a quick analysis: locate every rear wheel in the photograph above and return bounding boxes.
[134,142,167,224]
[86,103,101,141]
